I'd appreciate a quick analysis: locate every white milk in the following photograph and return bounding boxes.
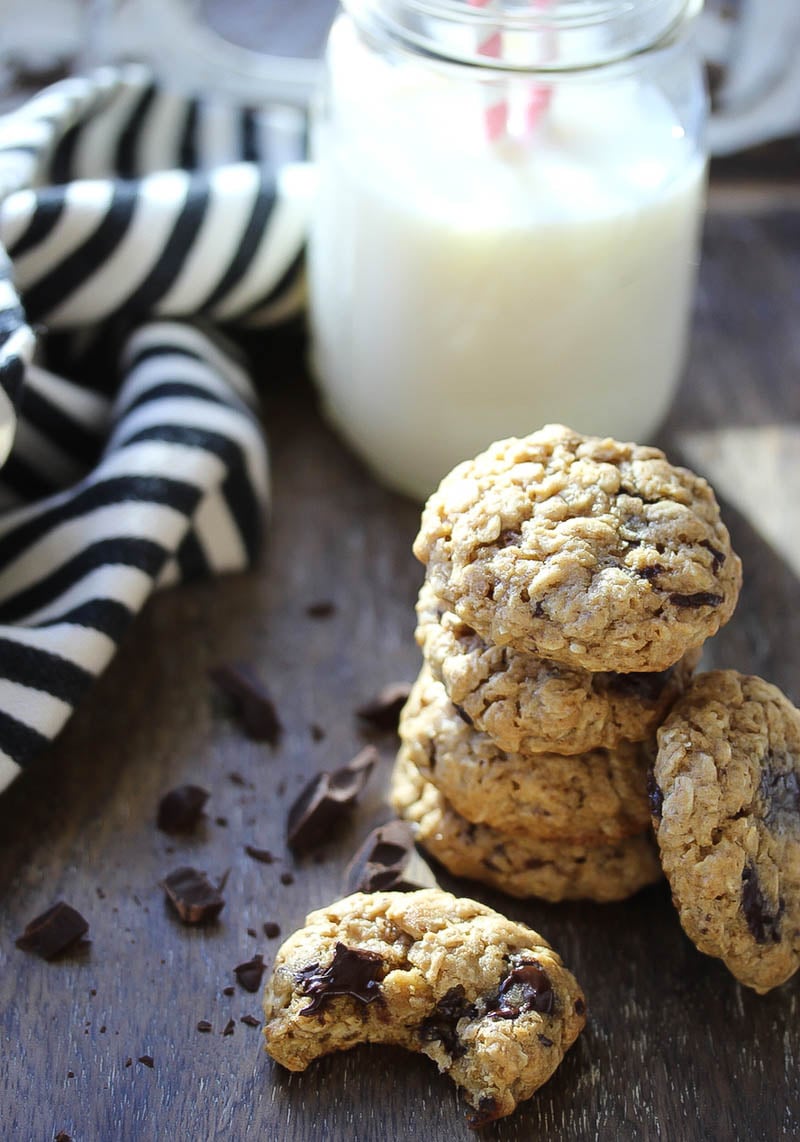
[309,18,706,500]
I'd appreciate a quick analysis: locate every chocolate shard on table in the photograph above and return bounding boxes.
[234,953,266,993]
[344,819,439,894]
[162,867,225,924]
[287,746,378,855]
[209,661,283,745]
[156,785,209,834]
[356,682,412,731]
[15,902,89,959]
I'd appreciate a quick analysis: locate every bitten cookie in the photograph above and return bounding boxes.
[414,424,741,672]
[416,580,700,755]
[262,889,586,1127]
[391,750,662,902]
[400,665,652,843]
[652,670,800,993]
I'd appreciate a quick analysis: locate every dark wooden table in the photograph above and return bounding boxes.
[2,7,800,1142]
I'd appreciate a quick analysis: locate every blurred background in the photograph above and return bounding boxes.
[0,0,798,171]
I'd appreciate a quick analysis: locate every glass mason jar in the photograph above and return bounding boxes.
[309,0,708,500]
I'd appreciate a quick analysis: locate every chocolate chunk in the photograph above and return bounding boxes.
[157,785,209,834]
[670,592,724,608]
[209,662,283,745]
[244,845,275,865]
[607,667,672,702]
[647,771,664,821]
[222,1019,236,1037]
[296,942,383,1015]
[240,1014,261,1027]
[263,922,281,939]
[574,997,586,1016]
[16,902,89,959]
[538,1033,554,1047]
[344,820,437,894]
[741,861,784,945]
[487,959,554,1019]
[467,1096,501,1129]
[637,563,665,581]
[234,953,266,993]
[197,1020,212,1033]
[453,704,474,727]
[356,683,412,731]
[287,747,377,854]
[138,1056,154,1068]
[162,867,225,925]
[306,600,336,618]
[419,986,474,1059]
[759,758,800,826]
[700,539,726,572]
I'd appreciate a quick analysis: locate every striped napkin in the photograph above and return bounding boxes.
[0,64,312,793]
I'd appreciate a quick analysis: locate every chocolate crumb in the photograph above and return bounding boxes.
[16,902,89,960]
[244,845,274,865]
[296,942,383,1015]
[162,867,225,925]
[156,785,209,834]
[345,819,436,894]
[138,1056,154,1068]
[215,817,228,828]
[310,724,326,742]
[55,1133,72,1141]
[280,871,295,886]
[228,772,247,786]
[124,1058,132,1068]
[247,927,257,938]
[96,887,106,900]
[100,1026,106,1034]
[222,1019,236,1037]
[287,746,377,855]
[263,922,281,939]
[306,600,336,618]
[234,953,266,993]
[197,1020,212,1033]
[240,1014,261,1027]
[66,1071,75,1079]
[210,662,283,745]
[222,986,235,997]
[356,683,412,731]
[90,989,97,997]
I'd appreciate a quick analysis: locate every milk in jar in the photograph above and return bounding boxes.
[310,2,708,500]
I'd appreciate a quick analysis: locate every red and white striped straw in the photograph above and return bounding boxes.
[469,0,555,143]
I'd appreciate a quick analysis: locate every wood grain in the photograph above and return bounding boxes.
[0,203,798,1141]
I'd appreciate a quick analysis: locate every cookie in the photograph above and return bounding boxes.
[416,580,700,755]
[652,670,800,994]
[391,750,662,902]
[262,889,586,1127]
[414,424,741,673]
[400,665,652,844]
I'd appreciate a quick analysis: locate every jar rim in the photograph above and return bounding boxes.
[342,0,702,72]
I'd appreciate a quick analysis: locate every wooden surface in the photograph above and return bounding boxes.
[0,195,798,1142]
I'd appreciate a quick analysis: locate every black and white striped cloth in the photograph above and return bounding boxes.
[0,64,312,793]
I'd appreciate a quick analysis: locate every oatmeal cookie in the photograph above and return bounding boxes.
[416,580,700,754]
[400,665,651,843]
[652,669,800,993]
[391,750,662,902]
[263,889,586,1127]
[414,425,741,672]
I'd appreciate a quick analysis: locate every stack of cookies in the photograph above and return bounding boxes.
[391,424,742,904]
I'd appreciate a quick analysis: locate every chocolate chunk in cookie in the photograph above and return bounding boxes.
[263,890,586,1126]
[653,669,800,993]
